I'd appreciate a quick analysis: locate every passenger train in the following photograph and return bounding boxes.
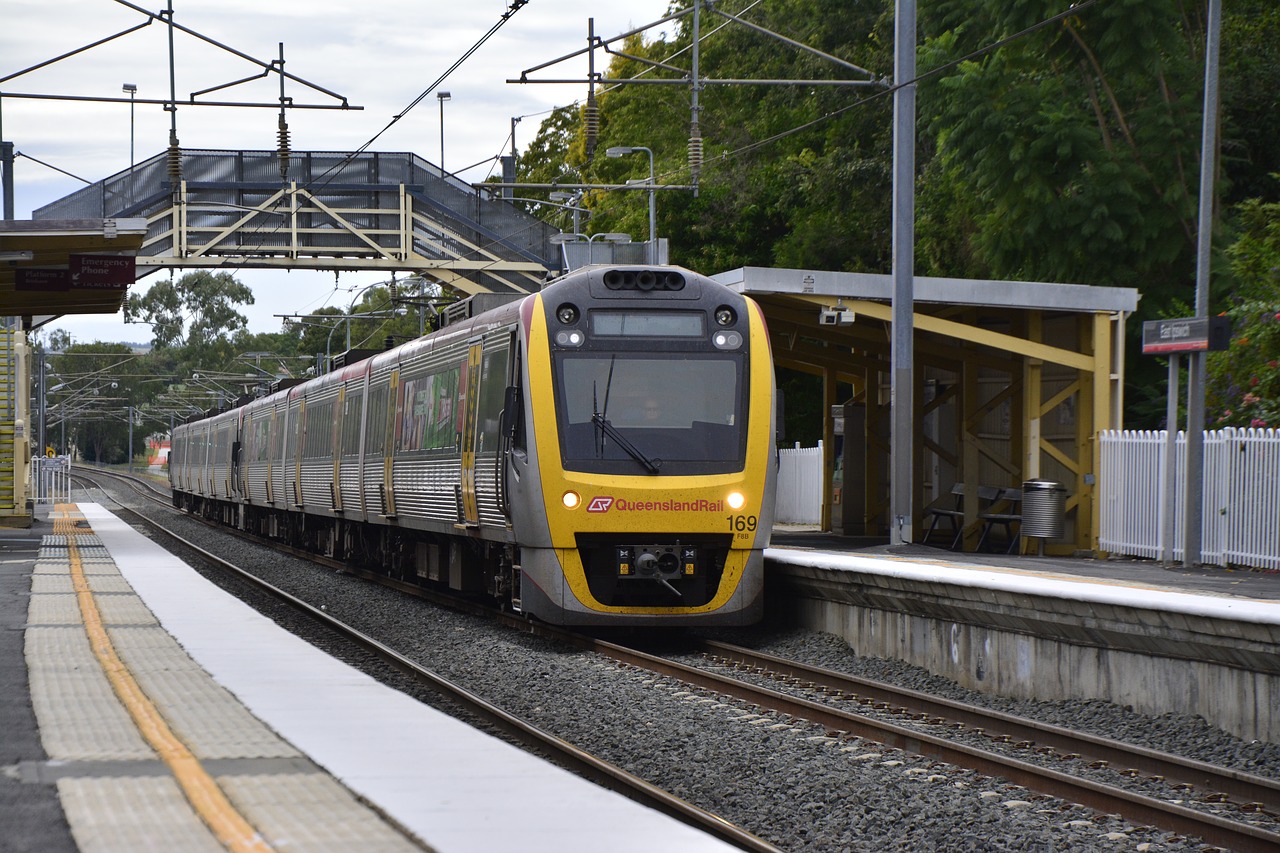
[169,264,776,626]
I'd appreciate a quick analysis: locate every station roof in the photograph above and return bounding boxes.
[712,267,1140,314]
[0,218,148,328]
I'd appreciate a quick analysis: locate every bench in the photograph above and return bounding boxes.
[976,487,1023,554]
[923,484,998,550]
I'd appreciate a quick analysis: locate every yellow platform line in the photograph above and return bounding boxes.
[55,504,274,853]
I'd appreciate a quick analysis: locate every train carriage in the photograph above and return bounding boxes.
[171,265,775,627]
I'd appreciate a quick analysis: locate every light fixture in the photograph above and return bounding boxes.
[0,251,34,262]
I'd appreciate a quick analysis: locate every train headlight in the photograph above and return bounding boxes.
[562,490,581,509]
[554,329,585,347]
[556,304,579,324]
[712,330,743,350]
[726,491,747,510]
[715,306,736,326]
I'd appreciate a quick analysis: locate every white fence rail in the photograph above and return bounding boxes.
[31,455,72,505]
[1099,428,1280,570]
[776,442,823,525]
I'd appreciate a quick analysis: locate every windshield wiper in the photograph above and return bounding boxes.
[591,413,662,474]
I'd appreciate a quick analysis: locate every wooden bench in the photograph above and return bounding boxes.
[976,487,1023,554]
[923,484,998,550]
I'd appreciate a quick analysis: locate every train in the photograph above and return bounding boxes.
[168,264,777,626]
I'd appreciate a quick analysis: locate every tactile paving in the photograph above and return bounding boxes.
[111,626,301,761]
[220,774,423,852]
[57,776,226,853]
[24,625,154,761]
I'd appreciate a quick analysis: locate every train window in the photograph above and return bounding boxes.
[366,386,388,456]
[553,353,747,474]
[475,344,509,454]
[397,364,462,453]
[340,393,362,456]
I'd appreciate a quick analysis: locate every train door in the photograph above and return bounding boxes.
[459,342,484,526]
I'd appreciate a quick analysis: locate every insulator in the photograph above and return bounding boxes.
[388,278,397,299]
[687,135,704,180]
[583,94,599,159]
[167,141,182,183]
[277,116,291,180]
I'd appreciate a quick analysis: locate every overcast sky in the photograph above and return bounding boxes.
[2,0,675,346]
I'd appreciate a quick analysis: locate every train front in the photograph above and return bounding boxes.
[512,265,776,626]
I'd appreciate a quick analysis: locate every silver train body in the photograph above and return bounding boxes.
[170,265,776,626]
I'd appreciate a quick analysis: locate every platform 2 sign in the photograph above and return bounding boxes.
[1141,316,1231,355]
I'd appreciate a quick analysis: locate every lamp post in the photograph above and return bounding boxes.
[585,231,631,265]
[436,91,451,172]
[549,190,586,236]
[605,145,656,246]
[123,83,137,205]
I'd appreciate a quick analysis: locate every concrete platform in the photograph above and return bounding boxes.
[2,504,738,853]
[766,535,1280,744]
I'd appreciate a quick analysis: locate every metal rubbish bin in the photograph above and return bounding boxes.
[1021,480,1066,540]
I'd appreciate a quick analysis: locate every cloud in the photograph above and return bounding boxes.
[4,0,674,343]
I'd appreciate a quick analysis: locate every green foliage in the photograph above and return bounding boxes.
[1208,196,1280,428]
[124,270,255,367]
[920,0,1202,292]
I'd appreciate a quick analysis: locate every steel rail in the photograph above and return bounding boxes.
[577,638,1280,853]
[696,640,1280,813]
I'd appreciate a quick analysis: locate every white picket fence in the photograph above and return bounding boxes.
[31,455,72,505]
[1099,428,1280,570]
[776,442,823,524]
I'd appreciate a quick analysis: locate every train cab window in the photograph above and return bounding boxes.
[554,354,747,475]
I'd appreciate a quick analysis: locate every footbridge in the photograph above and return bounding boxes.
[34,150,560,295]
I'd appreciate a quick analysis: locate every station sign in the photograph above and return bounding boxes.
[1141,316,1231,355]
[15,268,70,292]
[70,254,135,289]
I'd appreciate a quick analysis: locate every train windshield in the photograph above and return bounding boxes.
[554,353,747,475]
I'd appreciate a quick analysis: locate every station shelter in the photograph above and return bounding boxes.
[0,217,148,525]
[714,267,1141,556]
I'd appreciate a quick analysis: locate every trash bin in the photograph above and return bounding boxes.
[1021,480,1066,540]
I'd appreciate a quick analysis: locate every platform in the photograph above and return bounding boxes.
[766,532,1280,744]
[2,503,737,853]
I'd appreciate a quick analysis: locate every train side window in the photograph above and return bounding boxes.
[476,344,509,454]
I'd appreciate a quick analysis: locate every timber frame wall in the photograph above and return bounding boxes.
[716,267,1138,556]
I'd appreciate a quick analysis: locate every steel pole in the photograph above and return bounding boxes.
[889,0,917,545]
[1184,0,1222,567]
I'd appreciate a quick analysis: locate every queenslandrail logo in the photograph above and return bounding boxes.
[586,496,724,513]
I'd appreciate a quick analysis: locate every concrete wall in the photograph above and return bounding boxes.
[772,562,1280,744]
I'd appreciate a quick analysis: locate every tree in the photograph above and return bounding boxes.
[44,343,161,463]
[1207,195,1280,428]
[124,271,255,362]
[920,0,1204,293]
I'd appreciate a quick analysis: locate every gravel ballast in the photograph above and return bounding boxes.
[88,482,1279,851]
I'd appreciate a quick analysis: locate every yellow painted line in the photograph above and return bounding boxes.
[55,504,274,853]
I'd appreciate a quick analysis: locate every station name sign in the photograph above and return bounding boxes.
[1141,316,1230,355]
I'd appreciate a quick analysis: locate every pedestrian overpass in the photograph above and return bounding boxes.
[34,149,561,295]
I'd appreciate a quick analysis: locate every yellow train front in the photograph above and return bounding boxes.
[511,265,776,626]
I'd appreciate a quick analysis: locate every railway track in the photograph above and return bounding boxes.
[71,467,780,853]
[79,467,1280,851]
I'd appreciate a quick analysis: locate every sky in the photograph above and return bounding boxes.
[2,0,676,346]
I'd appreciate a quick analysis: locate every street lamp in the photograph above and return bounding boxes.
[605,145,656,246]
[123,83,137,205]
[436,91,451,172]
[549,190,586,236]
[586,231,631,265]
